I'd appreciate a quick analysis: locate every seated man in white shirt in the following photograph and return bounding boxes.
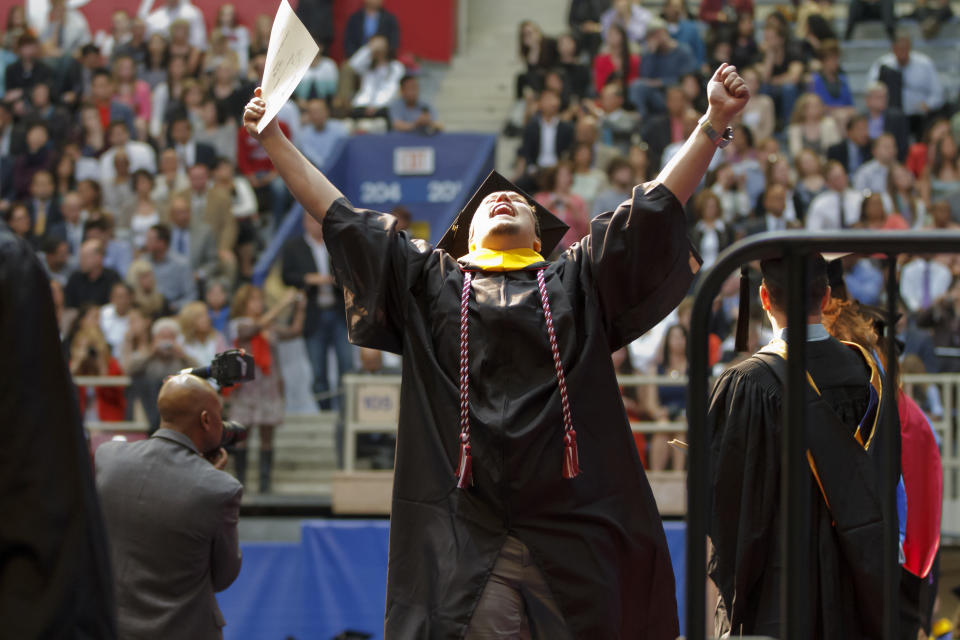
[100,281,134,357]
[806,161,864,231]
[388,75,443,134]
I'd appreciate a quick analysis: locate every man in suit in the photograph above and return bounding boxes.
[743,183,795,235]
[827,114,873,176]
[96,374,242,640]
[282,211,351,410]
[3,33,54,109]
[167,193,228,284]
[48,191,85,261]
[516,88,574,192]
[175,163,237,266]
[168,115,216,170]
[145,223,196,311]
[26,169,61,244]
[344,0,400,58]
[863,82,909,162]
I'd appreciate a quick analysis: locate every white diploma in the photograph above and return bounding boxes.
[257,0,319,133]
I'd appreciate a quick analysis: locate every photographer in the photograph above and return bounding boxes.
[96,374,242,640]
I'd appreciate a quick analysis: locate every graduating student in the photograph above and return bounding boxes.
[244,64,749,638]
[707,254,899,637]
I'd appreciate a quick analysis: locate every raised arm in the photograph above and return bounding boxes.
[242,88,344,222]
[654,64,749,205]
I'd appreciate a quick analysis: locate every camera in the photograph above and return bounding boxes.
[220,420,248,448]
[188,349,256,387]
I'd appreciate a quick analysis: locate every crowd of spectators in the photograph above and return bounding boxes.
[0,0,444,489]
[505,0,960,470]
[4,0,960,482]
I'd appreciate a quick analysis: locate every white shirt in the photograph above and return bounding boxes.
[852,160,890,195]
[304,233,336,307]
[805,188,864,230]
[145,1,207,50]
[99,142,157,184]
[868,52,944,116]
[230,176,258,219]
[349,44,405,109]
[765,213,788,232]
[100,304,130,357]
[900,259,953,312]
[538,117,560,168]
[695,220,725,269]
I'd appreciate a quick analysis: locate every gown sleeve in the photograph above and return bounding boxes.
[322,197,432,354]
[582,182,700,350]
[706,360,783,627]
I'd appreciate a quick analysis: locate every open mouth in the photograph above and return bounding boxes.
[490,203,516,218]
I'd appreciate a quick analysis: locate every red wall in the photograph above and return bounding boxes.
[0,0,457,62]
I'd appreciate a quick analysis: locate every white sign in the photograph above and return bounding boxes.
[393,147,436,176]
[355,383,401,423]
[257,0,319,133]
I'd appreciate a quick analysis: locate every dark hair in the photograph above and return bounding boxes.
[931,135,957,179]
[660,324,689,370]
[605,156,632,181]
[3,200,28,223]
[83,217,110,239]
[80,43,100,57]
[17,32,38,48]
[607,23,632,95]
[761,258,829,315]
[41,235,68,254]
[399,74,418,88]
[846,113,868,132]
[149,223,171,245]
[92,67,112,82]
[132,168,154,189]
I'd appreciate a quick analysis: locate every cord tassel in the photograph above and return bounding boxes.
[456,437,473,488]
[562,429,581,479]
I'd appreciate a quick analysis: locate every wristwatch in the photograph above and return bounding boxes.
[699,116,734,149]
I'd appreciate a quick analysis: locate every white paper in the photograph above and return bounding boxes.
[257,0,319,133]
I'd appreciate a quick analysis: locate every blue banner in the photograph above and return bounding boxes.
[217,519,687,639]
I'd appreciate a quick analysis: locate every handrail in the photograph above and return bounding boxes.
[686,230,960,639]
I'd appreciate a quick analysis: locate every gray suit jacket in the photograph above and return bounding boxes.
[95,429,243,640]
[172,222,219,280]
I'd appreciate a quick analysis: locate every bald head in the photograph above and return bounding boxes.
[157,374,223,452]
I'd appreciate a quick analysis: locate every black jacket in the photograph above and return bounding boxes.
[826,140,873,176]
[280,234,345,337]
[344,8,400,58]
[518,116,575,171]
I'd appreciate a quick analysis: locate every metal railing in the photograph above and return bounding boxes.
[686,230,960,640]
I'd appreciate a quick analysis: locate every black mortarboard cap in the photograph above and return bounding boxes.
[734,252,831,352]
[437,170,569,258]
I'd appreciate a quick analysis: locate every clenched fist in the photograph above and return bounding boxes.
[706,63,750,129]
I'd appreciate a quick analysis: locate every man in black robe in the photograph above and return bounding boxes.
[244,64,749,638]
[0,226,115,636]
[707,255,894,637]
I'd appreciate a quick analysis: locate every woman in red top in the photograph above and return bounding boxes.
[592,24,640,96]
[69,305,127,422]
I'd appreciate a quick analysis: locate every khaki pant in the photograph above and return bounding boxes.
[465,536,573,640]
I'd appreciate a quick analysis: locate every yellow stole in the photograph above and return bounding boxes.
[459,248,546,271]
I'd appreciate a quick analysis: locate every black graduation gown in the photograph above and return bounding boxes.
[323,184,695,639]
[0,228,116,637]
[707,335,895,638]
